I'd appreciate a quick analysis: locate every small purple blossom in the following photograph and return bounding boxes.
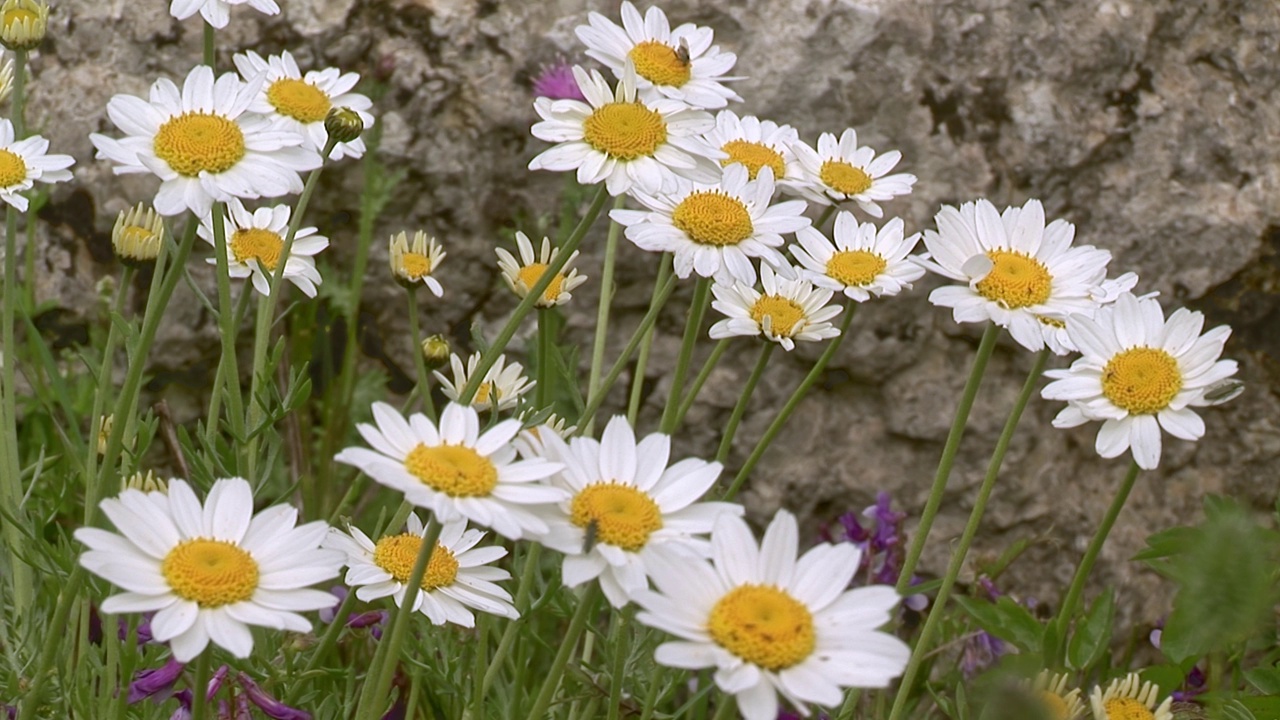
[239,672,310,720]
[532,58,587,102]
[129,658,185,704]
[960,630,1005,678]
[1173,665,1207,702]
[823,492,908,586]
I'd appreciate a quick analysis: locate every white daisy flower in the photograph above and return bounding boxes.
[233,50,374,161]
[198,198,328,298]
[90,66,320,218]
[1089,673,1173,720]
[1029,671,1086,720]
[918,198,1124,354]
[611,164,810,285]
[389,230,446,295]
[1035,272,1142,356]
[633,510,910,720]
[703,110,801,183]
[75,477,343,662]
[710,264,842,351]
[334,402,565,540]
[575,1,741,110]
[495,231,588,308]
[0,118,73,211]
[529,64,721,197]
[790,212,925,302]
[434,352,535,413]
[323,513,517,627]
[536,415,742,608]
[789,129,916,217]
[1041,293,1239,470]
[169,0,278,29]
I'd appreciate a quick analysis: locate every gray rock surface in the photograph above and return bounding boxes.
[15,0,1280,633]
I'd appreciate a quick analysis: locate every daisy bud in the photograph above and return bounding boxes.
[122,470,167,494]
[112,203,165,267]
[96,415,112,457]
[388,231,445,294]
[0,0,47,51]
[324,106,364,145]
[420,334,450,369]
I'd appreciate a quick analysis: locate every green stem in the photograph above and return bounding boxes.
[886,348,1049,720]
[405,290,435,418]
[205,284,254,452]
[84,266,135,522]
[524,584,602,720]
[710,696,737,720]
[191,652,212,720]
[355,519,442,720]
[461,185,608,404]
[482,543,542,695]
[605,612,629,720]
[627,254,673,424]
[202,22,215,69]
[536,309,552,409]
[659,277,710,433]
[584,195,626,434]
[576,274,677,432]
[672,338,730,430]
[814,204,836,232]
[895,322,1000,594]
[715,342,774,465]
[11,49,26,138]
[638,661,663,720]
[1051,459,1141,665]
[209,203,246,464]
[722,301,855,501]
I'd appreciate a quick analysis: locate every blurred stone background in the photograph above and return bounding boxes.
[19,0,1280,631]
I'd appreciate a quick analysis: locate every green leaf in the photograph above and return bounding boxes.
[1245,666,1280,695]
[954,595,1043,653]
[1222,699,1257,720]
[1238,696,1280,718]
[1068,589,1114,670]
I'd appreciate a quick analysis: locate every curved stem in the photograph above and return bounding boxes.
[722,301,855,501]
[462,186,608,404]
[627,254,673,424]
[672,338,730,430]
[715,343,774,465]
[584,195,626,434]
[84,266,135,522]
[524,584,602,720]
[895,323,1000,594]
[659,277,711,433]
[536,309,552,409]
[405,290,435,418]
[1051,459,1141,666]
[886,348,1049,720]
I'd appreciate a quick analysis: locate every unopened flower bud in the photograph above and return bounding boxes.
[112,203,165,267]
[123,470,167,494]
[0,0,48,51]
[421,334,450,369]
[325,106,364,144]
[96,415,112,457]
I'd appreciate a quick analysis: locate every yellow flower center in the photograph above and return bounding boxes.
[400,253,432,280]
[230,228,284,271]
[121,225,157,245]
[721,140,786,180]
[819,160,872,196]
[1039,691,1069,719]
[516,263,566,303]
[826,250,887,287]
[1102,698,1155,720]
[707,585,815,671]
[672,191,754,246]
[3,8,36,29]
[372,534,459,590]
[569,482,663,552]
[627,40,691,87]
[750,295,805,336]
[1102,347,1182,415]
[473,382,497,407]
[153,112,247,177]
[403,443,498,497]
[161,538,260,608]
[582,102,668,161]
[0,149,26,187]
[975,250,1052,308]
[266,78,332,124]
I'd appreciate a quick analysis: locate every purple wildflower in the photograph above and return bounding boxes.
[318,586,347,624]
[823,492,912,587]
[960,630,1005,678]
[5,705,15,719]
[532,58,586,102]
[1173,665,1207,702]
[239,673,310,720]
[129,658,185,704]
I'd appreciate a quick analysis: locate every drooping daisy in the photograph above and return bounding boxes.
[233,50,374,161]
[788,129,916,217]
[169,0,278,30]
[703,110,800,183]
[575,1,741,109]
[198,198,328,298]
[90,66,320,218]
[611,164,810,284]
[1089,673,1173,720]
[434,352,535,413]
[633,510,911,720]
[75,477,343,662]
[918,198,1123,353]
[495,231,587,307]
[790,212,925,302]
[0,118,73,211]
[1040,293,1238,470]
[709,264,842,351]
[389,230,445,295]
[529,64,720,197]
[334,402,565,540]
[324,513,517,627]
[536,415,742,608]
[1030,671,1086,720]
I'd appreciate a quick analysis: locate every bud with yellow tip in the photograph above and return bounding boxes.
[0,0,47,51]
[112,203,165,266]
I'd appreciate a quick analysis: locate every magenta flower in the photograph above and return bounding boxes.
[532,59,587,102]
[239,672,310,720]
